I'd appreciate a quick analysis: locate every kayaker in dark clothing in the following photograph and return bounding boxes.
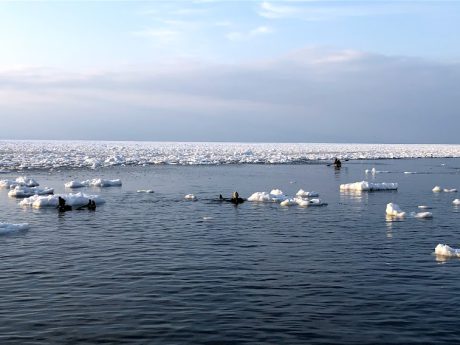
[58,196,72,212]
[333,158,342,168]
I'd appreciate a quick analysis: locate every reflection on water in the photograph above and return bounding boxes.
[1,159,460,344]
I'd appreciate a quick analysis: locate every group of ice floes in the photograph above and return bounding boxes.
[0,175,124,234]
[247,189,326,207]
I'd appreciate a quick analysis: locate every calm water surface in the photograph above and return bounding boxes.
[1,159,460,344]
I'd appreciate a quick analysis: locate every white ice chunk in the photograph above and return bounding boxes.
[435,244,460,258]
[412,211,433,219]
[248,189,287,203]
[418,205,431,209]
[15,176,39,187]
[386,203,406,217]
[65,181,84,188]
[295,189,319,197]
[432,186,442,192]
[19,192,105,208]
[365,168,390,174]
[280,198,297,206]
[340,181,398,191]
[295,197,327,207]
[184,194,197,201]
[8,186,54,198]
[404,171,417,174]
[0,176,39,188]
[81,179,122,187]
[0,222,29,234]
[444,188,457,193]
[453,199,460,205]
[137,190,154,193]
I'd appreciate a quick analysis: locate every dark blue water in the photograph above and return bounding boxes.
[1,159,460,344]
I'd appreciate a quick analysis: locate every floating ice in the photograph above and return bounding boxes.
[296,189,319,197]
[435,244,460,258]
[340,181,398,192]
[444,188,457,193]
[296,198,327,207]
[1,141,460,171]
[418,205,431,209]
[65,181,84,188]
[19,192,105,208]
[432,186,457,193]
[65,179,122,188]
[184,194,197,201]
[0,222,29,234]
[386,203,406,217]
[280,198,297,206]
[137,190,154,193]
[404,171,417,174]
[453,199,460,205]
[8,186,54,198]
[432,186,442,192]
[365,168,390,174]
[0,176,39,189]
[248,189,287,203]
[412,211,433,219]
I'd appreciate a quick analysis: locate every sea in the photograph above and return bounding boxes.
[1,141,460,344]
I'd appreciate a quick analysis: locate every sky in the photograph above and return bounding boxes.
[1,0,459,143]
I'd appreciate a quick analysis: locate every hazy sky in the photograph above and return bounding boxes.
[1,1,459,143]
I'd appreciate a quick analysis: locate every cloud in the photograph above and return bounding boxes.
[1,48,459,143]
[258,1,407,21]
[226,26,273,41]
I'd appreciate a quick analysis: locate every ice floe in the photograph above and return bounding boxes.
[8,186,54,198]
[137,190,154,193]
[248,189,287,202]
[184,194,197,201]
[432,186,457,193]
[453,199,460,205]
[418,205,431,209]
[365,168,390,174]
[386,203,406,217]
[1,141,460,170]
[340,181,398,192]
[411,211,433,219]
[403,171,417,174]
[435,244,460,258]
[19,193,105,208]
[0,176,39,188]
[65,179,122,188]
[0,222,29,234]
[295,189,319,197]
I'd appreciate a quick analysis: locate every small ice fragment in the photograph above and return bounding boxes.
[340,181,398,191]
[280,198,297,206]
[0,222,29,234]
[453,199,460,205]
[413,212,433,219]
[404,171,417,174]
[444,188,457,193]
[435,244,460,257]
[8,186,54,198]
[65,181,84,188]
[137,190,154,193]
[202,216,213,220]
[248,189,287,202]
[386,203,406,217]
[418,205,431,209]
[296,189,319,197]
[432,186,442,192]
[184,194,197,201]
